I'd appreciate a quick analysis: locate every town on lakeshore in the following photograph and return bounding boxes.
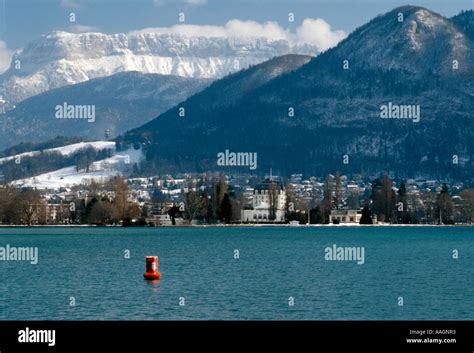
[1,171,473,226]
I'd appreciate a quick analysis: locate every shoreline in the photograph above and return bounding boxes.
[0,223,472,228]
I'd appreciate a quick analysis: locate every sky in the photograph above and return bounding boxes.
[0,0,472,72]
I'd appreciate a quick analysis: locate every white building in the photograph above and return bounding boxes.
[329,209,361,224]
[241,180,286,223]
[145,214,186,226]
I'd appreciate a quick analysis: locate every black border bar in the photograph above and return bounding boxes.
[0,321,473,352]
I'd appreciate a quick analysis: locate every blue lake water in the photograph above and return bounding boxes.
[0,226,472,320]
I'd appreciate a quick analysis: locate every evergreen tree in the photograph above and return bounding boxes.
[212,174,219,219]
[168,205,181,225]
[436,184,453,224]
[206,202,214,223]
[370,178,383,219]
[309,205,325,224]
[287,211,307,224]
[382,175,395,222]
[371,176,396,222]
[397,181,410,223]
[398,182,407,206]
[90,199,113,225]
[335,171,342,209]
[268,182,278,221]
[220,193,232,224]
[360,204,373,224]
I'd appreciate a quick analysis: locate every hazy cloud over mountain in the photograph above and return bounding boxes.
[67,25,101,33]
[0,41,13,74]
[129,18,347,51]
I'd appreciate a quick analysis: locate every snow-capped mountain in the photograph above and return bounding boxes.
[0,30,320,106]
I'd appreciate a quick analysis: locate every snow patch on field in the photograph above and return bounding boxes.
[0,141,116,164]
[12,147,141,190]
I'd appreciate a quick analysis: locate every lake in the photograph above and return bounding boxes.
[0,226,472,320]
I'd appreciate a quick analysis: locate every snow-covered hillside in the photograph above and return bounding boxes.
[12,147,142,190]
[0,141,115,164]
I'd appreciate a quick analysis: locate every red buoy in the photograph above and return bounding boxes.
[143,256,161,280]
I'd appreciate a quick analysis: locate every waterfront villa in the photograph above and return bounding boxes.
[241,179,286,223]
[329,209,362,224]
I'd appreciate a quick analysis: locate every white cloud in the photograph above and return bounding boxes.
[130,18,346,51]
[0,41,13,74]
[68,25,101,33]
[296,18,347,52]
[60,0,81,9]
[225,20,289,40]
[185,0,207,6]
[154,0,207,7]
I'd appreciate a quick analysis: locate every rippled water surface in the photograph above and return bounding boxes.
[0,226,472,320]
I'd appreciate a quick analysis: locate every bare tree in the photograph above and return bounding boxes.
[112,177,130,223]
[15,189,42,226]
[460,189,474,224]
